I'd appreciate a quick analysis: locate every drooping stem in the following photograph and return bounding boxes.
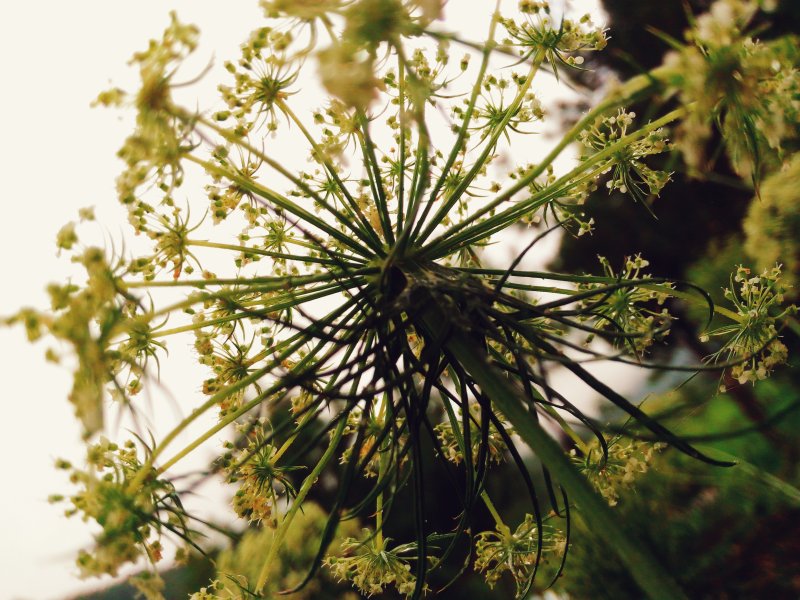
[415,299,690,600]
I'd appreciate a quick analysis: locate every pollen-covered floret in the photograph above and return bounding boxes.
[435,403,510,467]
[51,438,186,579]
[475,514,566,597]
[704,264,795,385]
[578,255,674,355]
[580,109,672,202]
[325,530,423,598]
[501,2,607,77]
[572,436,666,506]
[225,420,302,526]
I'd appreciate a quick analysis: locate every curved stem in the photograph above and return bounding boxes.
[416,300,690,600]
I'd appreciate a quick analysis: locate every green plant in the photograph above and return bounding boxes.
[7,0,799,598]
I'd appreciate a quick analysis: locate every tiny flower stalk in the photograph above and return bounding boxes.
[255,417,348,592]
[9,0,800,598]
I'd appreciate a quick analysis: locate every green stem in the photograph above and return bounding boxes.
[440,367,508,533]
[457,266,746,325]
[275,98,383,251]
[154,338,314,476]
[415,301,689,600]
[505,68,669,197]
[122,269,358,290]
[539,404,590,455]
[481,491,507,532]
[375,395,389,550]
[422,87,681,258]
[640,284,743,323]
[127,362,274,491]
[186,238,363,267]
[396,56,407,236]
[423,165,605,258]
[153,306,354,477]
[129,296,359,489]
[357,110,395,245]
[271,334,366,465]
[390,42,431,257]
[255,417,348,592]
[148,281,350,339]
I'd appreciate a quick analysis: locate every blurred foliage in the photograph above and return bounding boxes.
[215,502,361,598]
[70,556,214,600]
[546,1,800,597]
[744,152,800,290]
[547,375,800,598]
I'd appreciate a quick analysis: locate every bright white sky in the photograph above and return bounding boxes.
[0,2,630,598]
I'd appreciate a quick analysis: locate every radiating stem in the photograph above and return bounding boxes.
[128,298,359,490]
[187,238,364,267]
[409,0,503,242]
[423,106,687,257]
[275,98,383,251]
[185,153,376,259]
[416,48,545,244]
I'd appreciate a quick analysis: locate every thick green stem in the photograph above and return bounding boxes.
[481,491,508,532]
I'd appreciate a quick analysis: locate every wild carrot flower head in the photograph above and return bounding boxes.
[475,514,566,596]
[7,2,798,598]
[326,531,423,597]
[660,0,800,180]
[704,265,794,385]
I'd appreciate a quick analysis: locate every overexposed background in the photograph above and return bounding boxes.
[0,2,624,598]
